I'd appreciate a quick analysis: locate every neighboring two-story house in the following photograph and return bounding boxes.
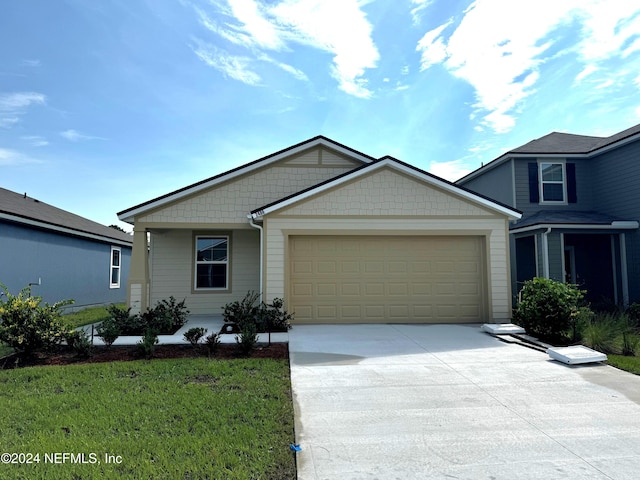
[457,123,640,308]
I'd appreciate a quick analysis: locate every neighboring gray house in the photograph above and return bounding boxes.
[457,123,640,308]
[0,187,132,310]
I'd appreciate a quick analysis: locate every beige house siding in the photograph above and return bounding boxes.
[264,217,511,322]
[138,147,361,224]
[277,168,495,217]
[149,228,260,314]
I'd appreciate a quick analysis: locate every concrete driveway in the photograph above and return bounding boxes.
[289,324,640,480]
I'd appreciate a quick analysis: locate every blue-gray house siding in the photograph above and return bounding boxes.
[1,220,131,309]
[457,123,640,307]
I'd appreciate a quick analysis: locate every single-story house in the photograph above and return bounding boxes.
[0,187,132,310]
[118,137,521,324]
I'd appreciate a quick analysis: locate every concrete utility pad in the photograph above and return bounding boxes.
[481,323,526,335]
[547,345,608,365]
[289,324,640,480]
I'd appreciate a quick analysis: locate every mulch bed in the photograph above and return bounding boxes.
[0,342,289,369]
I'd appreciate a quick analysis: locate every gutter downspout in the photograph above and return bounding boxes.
[542,227,551,279]
[248,215,263,301]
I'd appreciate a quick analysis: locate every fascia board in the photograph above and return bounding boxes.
[1,212,133,247]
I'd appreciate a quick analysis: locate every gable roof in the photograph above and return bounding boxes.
[250,156,522,220]
[458,122,640,184]
[0,187,132,246]
[118,136,374,223]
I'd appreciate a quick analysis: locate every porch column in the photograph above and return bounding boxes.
[127,225,149,314]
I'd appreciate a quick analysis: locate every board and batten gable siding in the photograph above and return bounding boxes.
[137,147,360,224]
[513,157,594,215]
[149,229,259,314]
[0,220,131,308]
[459,159,515,207]
[276,168,497,217]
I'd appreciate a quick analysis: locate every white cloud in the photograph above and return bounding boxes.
[415,0,640,133]
[191,40,262,85]
[0,148,41,166]
[60,129,105,142]
[195,0,379,98]
[429,159,472,182]
[0,117,19,128]
[0,92,46,111]
[410,0,433,25]
[21,59,41,67]
[21,135,49,147]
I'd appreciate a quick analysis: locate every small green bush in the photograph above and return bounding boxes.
[156,296,190,330]
[65,329,94,358]
[236,322,258,356]
[622,331,638,356]
[582,312,622,354]
[626,303,640,328]
[222,291,260,329]
[205,332,221,356]
[184,327,207,347]
[107,304,141,335]
[513,278,590,342]
[0,284,73,354]
[96,317,120,347]
[137,329,159,359]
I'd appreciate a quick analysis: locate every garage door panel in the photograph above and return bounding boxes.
[289,236,484,323]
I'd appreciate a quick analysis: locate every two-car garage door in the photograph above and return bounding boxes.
[289,235,485,323]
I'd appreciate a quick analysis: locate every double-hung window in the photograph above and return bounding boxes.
[195,236,229,290]
[539,162,566,203]
[110,247,121,288]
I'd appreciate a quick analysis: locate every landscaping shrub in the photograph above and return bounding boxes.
[184,327,207,347]
[0,284,73,354]
[96,317,120,347]
[581,312,622,354]
[222,291,261,329]
[65,329,94,358]
[513,278,590,342]
[222,292,294,333]
[137,329,159,359]
[626,302,640,328]
[107,304,141,335]
[236,322,258,356]
[155,296,190,331]
[622,331,639,356]
[205,332,221,356]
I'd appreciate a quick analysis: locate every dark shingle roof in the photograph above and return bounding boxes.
[511,123,640,155]
[0,187,132,245]
[511,210,630,230]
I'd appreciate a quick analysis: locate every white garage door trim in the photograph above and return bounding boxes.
[288,235,487,324]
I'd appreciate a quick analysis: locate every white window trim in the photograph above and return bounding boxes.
[538,159,567,205]
[110,246,121,289]
[194,235,229,290]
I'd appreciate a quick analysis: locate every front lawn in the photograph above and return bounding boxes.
[607,355,640,375]
[63,304,124,329]
[0,358,296,479]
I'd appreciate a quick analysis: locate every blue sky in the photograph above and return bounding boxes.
[2,0,640,231]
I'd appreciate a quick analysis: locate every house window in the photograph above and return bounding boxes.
[195,236,229,289]
[539,162,566,203]
[110,247,121,288]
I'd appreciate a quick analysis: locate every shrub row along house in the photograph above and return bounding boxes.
[458,123,640,308]
[0,187,132,310]
[118,137,521,324]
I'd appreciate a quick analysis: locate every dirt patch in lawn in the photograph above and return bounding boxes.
[0,343,289,369]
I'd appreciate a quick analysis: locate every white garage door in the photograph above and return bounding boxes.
[289,235,485,323]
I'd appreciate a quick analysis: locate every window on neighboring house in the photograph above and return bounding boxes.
[539,162,566,203]
[110,247,121,288]
[195,236,229,290]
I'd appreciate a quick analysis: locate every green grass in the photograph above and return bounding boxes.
[63,304,123,329]
[0,358,296,479]
[607,355,640,375]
